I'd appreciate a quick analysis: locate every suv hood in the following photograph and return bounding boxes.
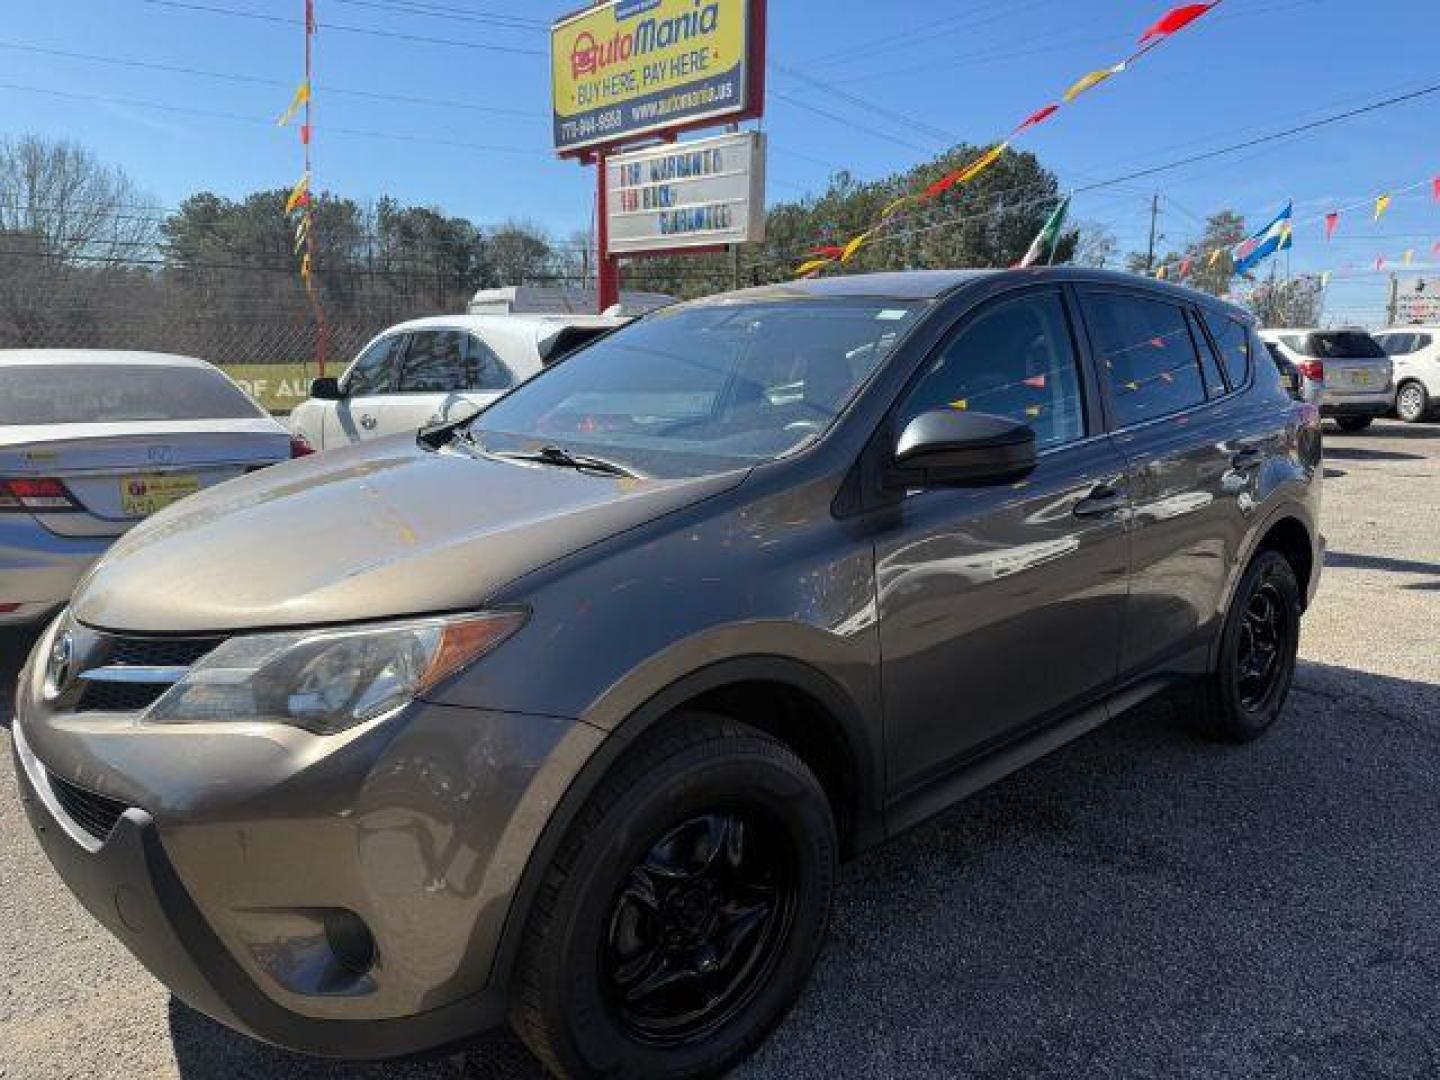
[71,435,746,634]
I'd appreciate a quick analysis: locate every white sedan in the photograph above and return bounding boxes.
[289,314,626,451]
[0,350,298,625]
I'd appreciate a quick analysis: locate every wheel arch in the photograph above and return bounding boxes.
[485,655,884,1002]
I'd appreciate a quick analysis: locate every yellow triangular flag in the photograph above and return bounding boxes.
[794,258,831,277]
[1155,265,1168,280]
[881,194,915,219]
[1063,63,1124,103]
[950,399,968,411]
[277,81,311,126]
[284,172,310,214]
[956,143,1007,186]
[1208,248,1224,268]
[841,229,874,264]
[1374,194,1392,221]
[293,215,311,254]
[1404,249,1414,265]
[300,252,313,280]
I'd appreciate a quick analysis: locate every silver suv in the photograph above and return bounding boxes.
[1259,328,1393,432]
[14,270,1323,1079]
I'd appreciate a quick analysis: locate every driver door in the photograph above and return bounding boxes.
[873,287,1131,798]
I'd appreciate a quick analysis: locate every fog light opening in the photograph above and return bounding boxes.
[323,909,377,976]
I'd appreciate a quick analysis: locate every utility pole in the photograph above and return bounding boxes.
[1385,273,1400,327]
[1144,193,1161,275]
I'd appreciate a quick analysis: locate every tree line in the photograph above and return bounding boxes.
[0,134,1321,366]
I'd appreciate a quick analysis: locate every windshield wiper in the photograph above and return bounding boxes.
[494,444,641,479]
[416,407,484,450]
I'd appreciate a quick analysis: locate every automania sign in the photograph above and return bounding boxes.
[551,0,757,154]
[605,131,765,254]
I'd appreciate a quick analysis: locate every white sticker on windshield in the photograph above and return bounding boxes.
[876,309,909,321]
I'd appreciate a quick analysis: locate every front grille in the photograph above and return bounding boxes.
[102,635,222,669]
[72,631,224,714]
[77,680,174,713]
[47,772,130,843]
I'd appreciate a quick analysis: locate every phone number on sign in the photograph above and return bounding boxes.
[560,109,625,142]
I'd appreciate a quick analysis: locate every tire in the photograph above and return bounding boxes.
[1334,416,1373,432]
[1396,380,1431,424]
[1193,549,1302,742]
[509,714,837,1080]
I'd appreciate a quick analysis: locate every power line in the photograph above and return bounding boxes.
[0,40,546,118]
[0,82,552,156]
[324,0,547,31]
[129,0,546,56]
[769,91,939,157]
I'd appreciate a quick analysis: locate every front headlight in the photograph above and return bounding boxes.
[145,611,526,734]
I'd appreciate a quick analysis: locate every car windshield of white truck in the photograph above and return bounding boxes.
[0,365,267,425]
[473,298,924,478]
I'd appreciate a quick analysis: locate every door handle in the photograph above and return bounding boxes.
[1230,448,1264,471]
[1073,485,1126,518]
[360,414,378,430]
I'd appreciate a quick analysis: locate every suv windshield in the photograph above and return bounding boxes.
[472,297,924,478]
[1297,332,1387,359]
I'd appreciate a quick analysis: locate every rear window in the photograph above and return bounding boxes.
[1296,332,1387,359]
[0,365,265,425]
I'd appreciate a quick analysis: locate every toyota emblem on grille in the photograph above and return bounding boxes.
[44,628,74,700]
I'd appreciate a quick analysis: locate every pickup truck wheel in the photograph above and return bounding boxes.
[1194,550,1301,742]
[509,714,836,1080]
[1396,381,1430,424]
[1333,416,1373,432]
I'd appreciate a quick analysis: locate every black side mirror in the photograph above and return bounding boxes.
[1282,364,1304,399]
[889,409,1038,488]
[310,376,342,401]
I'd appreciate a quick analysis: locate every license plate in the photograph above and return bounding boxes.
[1349,370,1372,386]
[120,474,200,516]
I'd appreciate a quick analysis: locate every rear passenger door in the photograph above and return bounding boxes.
[874,287,1131,796]
[1078,288,1272,680]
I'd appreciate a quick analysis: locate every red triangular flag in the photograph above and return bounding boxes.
[1324,212,1339,241]
[1376,255,1386,271]
[1012,104,1060,137]
[1179,256,1193,278]
[300,124,312,146]
[1139,3,1217,43]
[1432,241,1440,257]
[1023,375,1047,389]
[808,245,845,259]
[1434,176,1440,202]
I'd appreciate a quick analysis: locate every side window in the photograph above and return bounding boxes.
[1084,291,1207,427]
[1417,334,1435,352]
[1189,311,1230,398]
[1202,310,1252,389]
[466,334,515,391]
[345,335,401,396]
[397,331,469,393]
[899,290,1086,451]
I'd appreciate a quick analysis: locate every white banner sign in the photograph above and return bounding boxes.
[1397,277,1440,324]
[605,131,766,255]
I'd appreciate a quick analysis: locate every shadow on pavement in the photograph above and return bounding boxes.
[1322,445,1424,463]
[0,625,43,729]
[1325,549,1440,586]
[166,661,1440,1079]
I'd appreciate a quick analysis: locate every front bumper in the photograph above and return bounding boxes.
[12,625,605,1059]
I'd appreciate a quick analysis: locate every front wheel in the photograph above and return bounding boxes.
[1194,550,1302,742]
[1396,381,1431,424]
[1334,416,1374,432]
[510,714,837,1079]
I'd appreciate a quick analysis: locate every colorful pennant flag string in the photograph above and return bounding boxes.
[797,1,1225,276]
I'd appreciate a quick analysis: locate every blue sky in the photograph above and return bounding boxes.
[1,0,1435,324]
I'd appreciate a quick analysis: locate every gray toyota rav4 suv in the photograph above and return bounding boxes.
[14,269,1322,1078]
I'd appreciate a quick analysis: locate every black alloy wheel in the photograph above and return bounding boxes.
[510,714,837,1080]
[1234,580,1291,712]
[1193,548,1302,742]
[603,811,797,1045]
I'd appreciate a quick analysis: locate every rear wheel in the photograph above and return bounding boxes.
[1334,416,1373,432]
[1193,550,1301,742]
[510,714,836,1079]
[1396,381,1431,424]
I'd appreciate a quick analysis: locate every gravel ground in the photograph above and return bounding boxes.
[2,420,1437,1080]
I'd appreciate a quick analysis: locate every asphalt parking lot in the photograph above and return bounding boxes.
[2,420,1438,1080]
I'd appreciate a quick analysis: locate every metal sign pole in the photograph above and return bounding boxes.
[596,148,620,314]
